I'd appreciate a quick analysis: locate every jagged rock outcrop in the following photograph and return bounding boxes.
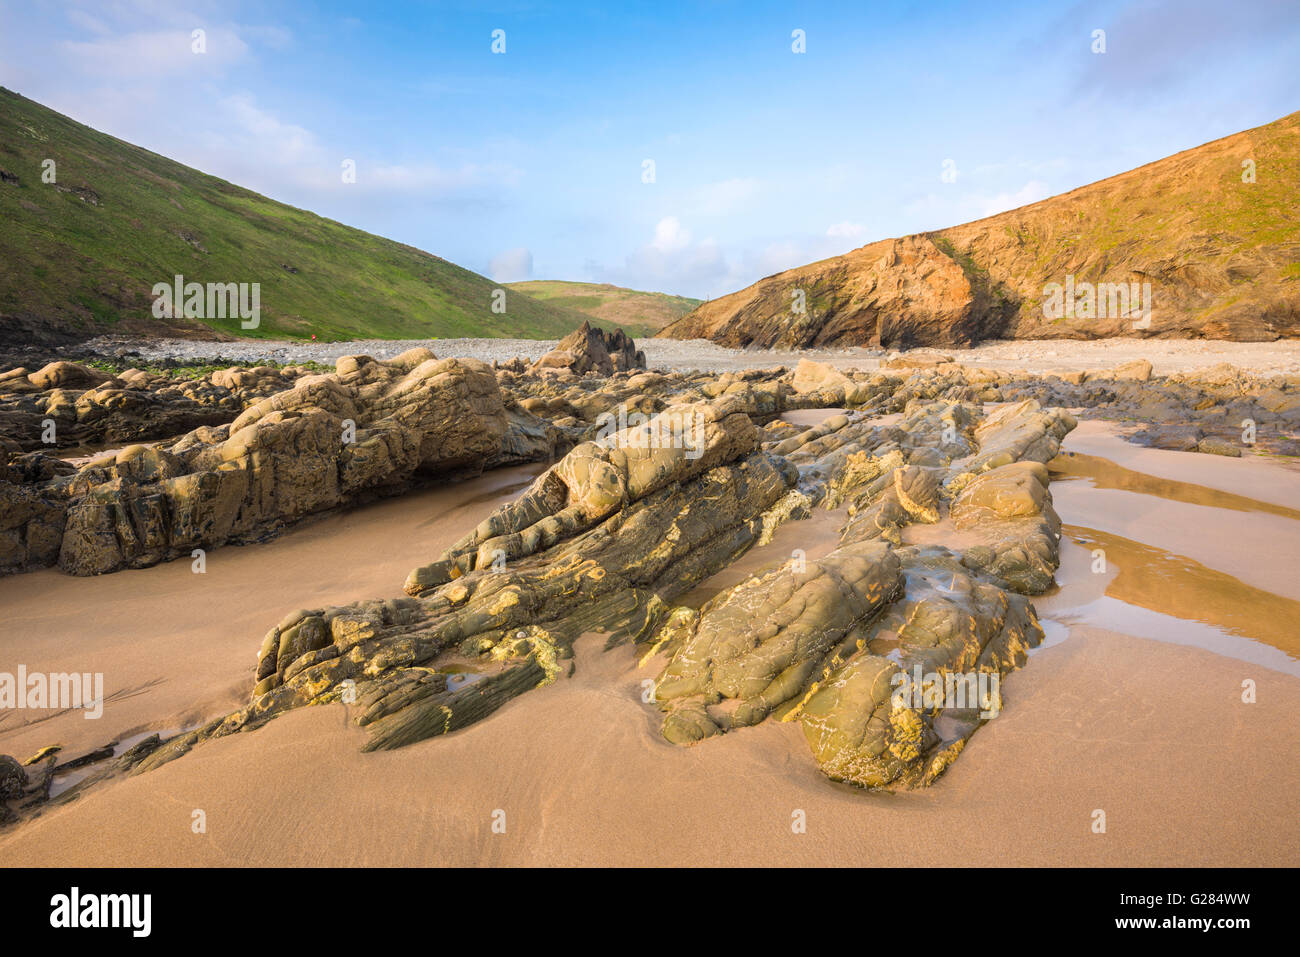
[0,451,68,575]
[88,392,1076,797]
[123,401,793,771]
[656,540,905,743]
[993,364,1300,457]
[53,350,507,576]
[797,548,1042,788]
[7,353,1290,582]
[0,360,305,452]
[406,398,761,592]
[651,396,1075,788]
[532,321,646,376]
[0,351,552,577]
[22,352,1300,817]
[662,235,1013,349]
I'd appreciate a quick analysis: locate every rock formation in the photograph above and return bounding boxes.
[70,385,1076,797]
[0,350,560,577]
[0,360,305,453]
[6,352,1297,581]
[11,346,1300,826]
[652,396,1074,787]
[128,400,794,772]
[531,321,646,376]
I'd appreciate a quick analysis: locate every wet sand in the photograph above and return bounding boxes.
[0,463,546,762]
[1,422,1297,866]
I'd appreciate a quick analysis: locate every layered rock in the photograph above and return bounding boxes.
[40,351,1300,817]
[662,235,1012,349]
[55,350,508,576]
[531,321,646,376]
[797,549,1042,788]
[994,363,1300,457]
[125,400,793,771]
[651,397,1075,788]
[95,393,1077,796]
[0,360,304,452]
[406,397,761,592]
[0,448,71,575]
[0,350,541,578]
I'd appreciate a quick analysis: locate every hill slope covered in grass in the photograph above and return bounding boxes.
[0,87,588,346]
[661,110,1300,348]
[505,280,701,337]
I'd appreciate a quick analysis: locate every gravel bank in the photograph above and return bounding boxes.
[82,334,1300,376]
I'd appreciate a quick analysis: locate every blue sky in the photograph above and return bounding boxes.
[2,0,1297,299]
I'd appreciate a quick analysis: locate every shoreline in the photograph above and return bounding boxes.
[70,334,1300,377]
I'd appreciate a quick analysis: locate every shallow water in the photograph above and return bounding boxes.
[48,727,186,799]
[1042,447,1300,674]
[682,419,1300,675]
[1050,450,1300,522]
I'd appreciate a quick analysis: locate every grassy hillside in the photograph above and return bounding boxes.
[662,110,1300,347]
[506,280,700,338]
[0,87,587,344]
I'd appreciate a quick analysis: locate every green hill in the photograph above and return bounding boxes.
[506,280,701,338]
[0,87,588,345]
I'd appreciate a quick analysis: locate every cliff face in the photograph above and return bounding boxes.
[660,111,1300,348]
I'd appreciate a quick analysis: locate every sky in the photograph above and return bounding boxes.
[2,0,1297,300]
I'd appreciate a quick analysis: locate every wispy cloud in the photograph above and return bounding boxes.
[63,28,249,76]
[826,221,866,239]
[490,247,533,282]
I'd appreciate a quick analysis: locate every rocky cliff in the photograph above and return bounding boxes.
[660,110,1300,348]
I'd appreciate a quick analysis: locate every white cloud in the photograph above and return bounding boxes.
[216,93,318,163]
[239,24,292,49]
[365,162,521,192]
[171,94,522,204]
[978,180,1050,217]
[62,27,249,76]
[650,216,691,252]
[826,221,866,239]
[588,217,730,295]
[585,218,861,299]
[905,178,1054,228]
[490,247,533,282]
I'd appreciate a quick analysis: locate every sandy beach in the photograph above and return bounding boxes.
[5,3,1299,910]
[2,417,1296,867]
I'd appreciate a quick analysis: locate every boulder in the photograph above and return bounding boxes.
[27,361,112,391]
[531,321,646,376]
[1112,359,1154,382]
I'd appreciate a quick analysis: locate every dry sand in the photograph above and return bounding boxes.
[1,421,1297,866]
